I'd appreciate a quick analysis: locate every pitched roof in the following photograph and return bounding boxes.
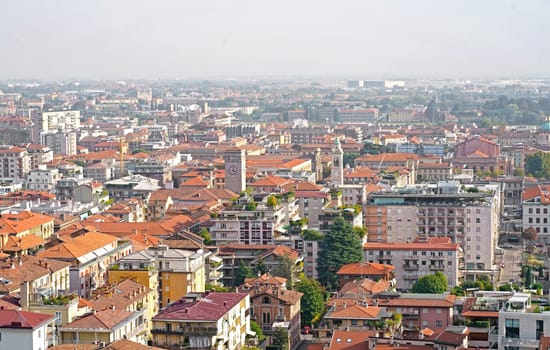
[61,308,134,330]
[0,211,54,235]
[153,292,248,322]
[0,309,55,329]
[2,234,45,252]
[37,231,118,260]
[337,262,395,276]
[328,330,378,350]
[89,279,150,312]
[339,278,392,296]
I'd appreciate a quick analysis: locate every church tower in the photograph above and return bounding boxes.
[331,138,344,186]
[224,148,246,194]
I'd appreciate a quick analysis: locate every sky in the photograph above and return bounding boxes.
[1,0,550,80]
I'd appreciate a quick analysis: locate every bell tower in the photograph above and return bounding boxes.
[224,148,246,194]
[331,138,344,186]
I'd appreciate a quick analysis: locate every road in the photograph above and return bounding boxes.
[498,246,523,286]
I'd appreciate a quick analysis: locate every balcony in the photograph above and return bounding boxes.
[403,264,418,270]
[429,265,445,271]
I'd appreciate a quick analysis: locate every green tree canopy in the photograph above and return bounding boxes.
[296,277,326,327]
[199,228,212,245]
[272,255,295,288]
[411,272,448,294]
[525,152,550,178]
[271,327,289,350]
[235,260,255,286]
[318,217,363,289]
[249,320,265,342]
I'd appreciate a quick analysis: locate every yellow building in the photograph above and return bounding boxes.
[152,292,251,350]
[89,278,157,337]
[60,308,147,345]
[110,245,207,307]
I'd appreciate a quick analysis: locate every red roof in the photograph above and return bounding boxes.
[0,309,55,329]
[153,292,248,322]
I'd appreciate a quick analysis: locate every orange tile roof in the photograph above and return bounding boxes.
[325,303,381,320]
[89,279,150,312]
[339,278,391,296]
[37,232,118,260]
[0,211,54,235]
[328,330,378,350]
[62,308,133,330]
[2,234,45,252]
[337,262,395,276]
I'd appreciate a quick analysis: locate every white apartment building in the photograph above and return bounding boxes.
[40,130,78,156]
[211,195,299,245]
[26,145,54,170]
[522,184,550,243]
[27,166,61,191]
[364,237,461,291]
[41,110,80,132]
[365,182,501,280]
[0,146,31,179]
[498,293,550,349]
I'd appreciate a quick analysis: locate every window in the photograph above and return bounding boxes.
[537,320,544,340]
[436,308,442,314]
[436,320,442,327]
[476,218,481,224]
[505,319,520,339]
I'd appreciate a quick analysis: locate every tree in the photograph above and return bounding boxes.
[522,226,538,242]
[266,195,279,208]
[199,228,213,245]
[272,255,295,287]
[271,327,289,350]
[318,217,363,289]
[249,321,265,342]
[296,277,326,327]
[254,258,268,276]
[525,152,550,178]
[235,260,255,286]
[411,272,448,294]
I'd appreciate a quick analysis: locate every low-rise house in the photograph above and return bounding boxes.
[59,308,147,345]
[151,292,251,350]
[336,262,395,289]
[238,274,302,350]
[368,292,456,336]
[0,309,57,350]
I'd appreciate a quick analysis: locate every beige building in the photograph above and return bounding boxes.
[0,146,31,179]
[364,237,462,291]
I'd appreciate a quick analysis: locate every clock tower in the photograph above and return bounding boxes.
[331,138,344,186]
[224,148,246,194]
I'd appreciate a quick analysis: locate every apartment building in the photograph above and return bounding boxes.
[498,293,550,350]
[26,144,54,170]
[37,232,132,297]
[365,181,500,280]
[152,292,251,350]
[0,146,31,179]
[104,174,161,201]
[338,108,378,123]
[41,110,80,132]
[27,166,61,192]
[211,195,298,245]
[522,184,550,243]
[40,130,78,156]
[111,245,207,307]
[364,237,461,291]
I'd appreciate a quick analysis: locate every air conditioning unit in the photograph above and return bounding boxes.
[99,342,106,348]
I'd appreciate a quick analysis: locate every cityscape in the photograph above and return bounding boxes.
[2,2,550,350]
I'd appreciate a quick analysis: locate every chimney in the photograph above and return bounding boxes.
[343,302,347,309]
[20,281,30,311]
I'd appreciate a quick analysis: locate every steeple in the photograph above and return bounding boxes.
[331,138,344,186]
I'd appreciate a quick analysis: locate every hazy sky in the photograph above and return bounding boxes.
[1,0,550,80]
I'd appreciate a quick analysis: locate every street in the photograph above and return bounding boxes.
[498,246,523,286]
